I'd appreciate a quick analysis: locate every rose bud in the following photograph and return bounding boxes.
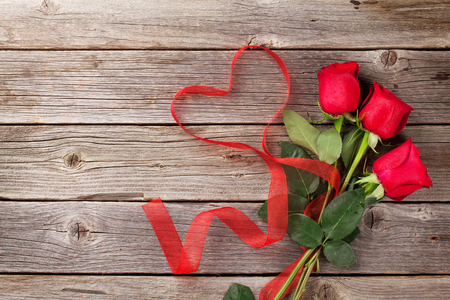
[360,82,413,140]
[371,138,433,201]
[317,62,361,117]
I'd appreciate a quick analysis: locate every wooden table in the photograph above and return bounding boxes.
[0,1,449,299]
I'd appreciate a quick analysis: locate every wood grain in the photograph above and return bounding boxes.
[0,125,443,201]
[0,201,448,274]
[0,0,448,50]
[0,0,447,298]
[1,275,450,299]
[0,50,448,124]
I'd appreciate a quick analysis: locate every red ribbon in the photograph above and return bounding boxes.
[142,46,340,298]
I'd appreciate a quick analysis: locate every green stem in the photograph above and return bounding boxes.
[290,117,343,299]
[317,187,333,225]
[291,266,309,300]
[272,248,315,300]
[277,117,345,300]
[292,249,321,300]
[291,266,307,300]
[339,131,370,194]
[334,115,344,133]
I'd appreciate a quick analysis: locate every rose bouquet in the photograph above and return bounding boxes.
[224,62,432,299]
[141,47,432,300]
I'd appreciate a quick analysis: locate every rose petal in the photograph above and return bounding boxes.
[323,62,359,78]
[376,142,430,192]
[373,138,433,201]
[385,184,427,201]
[393,111,412,136]
[360,82,413,139]
[373,138,413,174]
[318,63,360,116]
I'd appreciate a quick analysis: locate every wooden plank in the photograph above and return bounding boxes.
[0,201,448,274]
[0,125,444,201]
[1,275,450,299]
[0,1,448,50]
[0,50,448,124]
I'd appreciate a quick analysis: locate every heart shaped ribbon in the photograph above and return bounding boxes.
[142,46,340,298]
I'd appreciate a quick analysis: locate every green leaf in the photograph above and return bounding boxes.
[313,180,328,199]
[257,194,309,223]
[287,214,324,248]
[280,142,320,197]
[342,227,360,244]
[342,128,364,169]
[323,240,356,267]
[256,202,268,222]
[280,141,311,159]
[321,189,365,241]
[365,196,384,206]
[223,283,254,300]
[316,128,342,164]
[345,177,360,192]
[282,110,320,156]
[287,194,310,215]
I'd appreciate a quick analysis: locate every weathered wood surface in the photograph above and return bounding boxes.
[0,125,443,201]
[0,1,448,298]
[1,275,450,299]
[0,202,448,274]
[0,0,449,50]
[0,50,449,124]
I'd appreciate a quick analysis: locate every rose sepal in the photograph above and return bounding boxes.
[307,102,342,125]
[343,112,356,123]
[318,102,342,121]
[368,132,380,153]
[355,173,379,185]
[307,111,325,125]
[355,173,385,204]
[355,110,366,131]
[365,184,385,206]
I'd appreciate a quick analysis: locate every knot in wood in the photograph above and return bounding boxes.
[39,0,61,14]
[64,152,81,168]
[430,235,440,241]
[431,72,449,81]
[312,282,336,300]
[363,207,385,231]
[381,51,397,67]
[222,154,242,161]
[68,220,91,242]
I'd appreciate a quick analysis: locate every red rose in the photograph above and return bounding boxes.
[360,82,413,139]
[317,62,360,116]
[373,138,432,201]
